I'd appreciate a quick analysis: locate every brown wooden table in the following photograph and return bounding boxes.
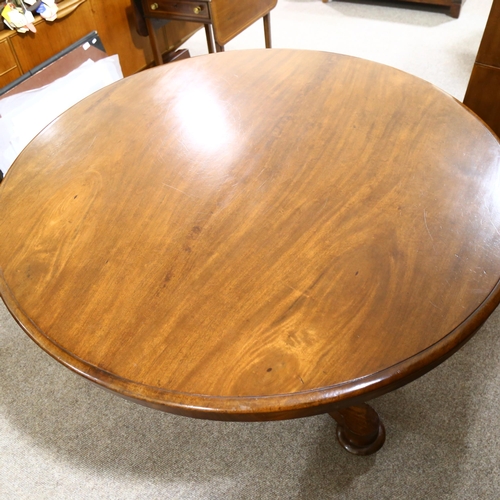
[142,0,276,63]
[1,49,500,456]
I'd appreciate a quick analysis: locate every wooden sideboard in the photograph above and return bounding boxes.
[0,0,200,88]
[321,0,462,18]
[463,0,500,138]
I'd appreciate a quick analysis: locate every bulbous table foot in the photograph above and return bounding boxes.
[329,403,386,456]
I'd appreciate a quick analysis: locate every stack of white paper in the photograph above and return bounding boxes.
[0,55,123,175]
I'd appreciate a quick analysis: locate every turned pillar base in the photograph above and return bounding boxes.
[329,403,386,456]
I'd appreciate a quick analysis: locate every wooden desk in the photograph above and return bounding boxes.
[1,50,500,455]
[142,0,276,63]
[0,0,201,88]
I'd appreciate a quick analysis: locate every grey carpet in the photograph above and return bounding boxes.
[1,0,499,497]
[3,298,500,498]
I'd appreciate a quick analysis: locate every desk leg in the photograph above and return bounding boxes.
[449,1,461,18]
[146,18,163,66]
[329,403,385,455]
[204,24,215,53]
[263,13,272,48]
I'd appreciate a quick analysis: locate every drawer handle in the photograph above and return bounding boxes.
[193,5,203,13]
[151,3,159,9]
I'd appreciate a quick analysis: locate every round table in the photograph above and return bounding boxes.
[1,49,500,455]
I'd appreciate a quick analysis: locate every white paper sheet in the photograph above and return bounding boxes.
[0,54,123,175]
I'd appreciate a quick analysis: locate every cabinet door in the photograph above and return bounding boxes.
[11,1,95,73]
[464,65,500,137]
[473,0,500,67]
[0,38,22,88]
[463,0,500,137]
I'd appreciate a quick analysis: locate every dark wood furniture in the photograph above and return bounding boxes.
[141,0,276,64]
[463,0,500,138]
[321,0,462,18]
[0,0,200,88]
[1,49,500,455]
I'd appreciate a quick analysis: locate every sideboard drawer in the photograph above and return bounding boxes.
[145,1,210,21]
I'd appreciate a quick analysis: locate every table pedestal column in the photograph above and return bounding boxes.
[329,403,386,455]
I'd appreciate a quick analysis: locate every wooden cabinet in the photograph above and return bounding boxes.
[0,0,200,89]
[322,0,462,18]
[10,1,95,72]
[463,0,500,137]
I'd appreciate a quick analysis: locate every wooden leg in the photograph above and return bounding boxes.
[263,13,272,49]
[329,403,385,455]
[215,43,225,52]
[146,18,163,67]
[204,24,215,53]
[449,1,461,18]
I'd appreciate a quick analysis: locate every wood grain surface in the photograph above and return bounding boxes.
[1,49,500,420]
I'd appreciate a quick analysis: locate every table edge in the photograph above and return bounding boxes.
[1,271,499,421]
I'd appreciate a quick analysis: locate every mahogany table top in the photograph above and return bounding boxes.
[1,49,500,421]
